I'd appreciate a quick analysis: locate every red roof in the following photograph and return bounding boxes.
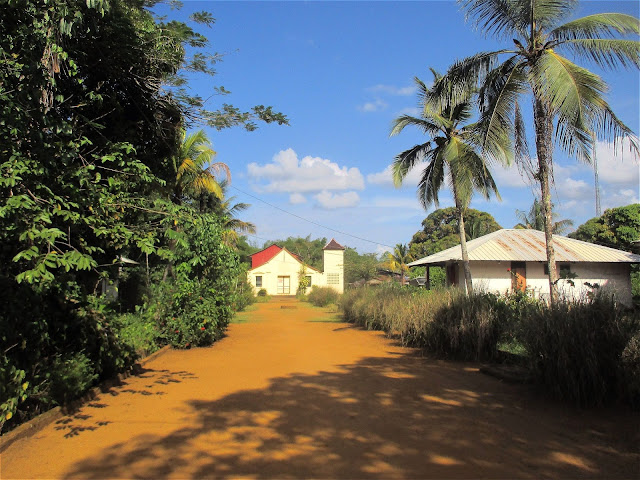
[250,244,282,269]
[249,245,322,272]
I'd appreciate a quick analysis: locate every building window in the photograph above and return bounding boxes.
[544,263,571,275]
[255,276,262,287]
[306,275,312,287]
[327,273,339,285]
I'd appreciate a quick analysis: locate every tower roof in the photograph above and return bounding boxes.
[323,238,345,251]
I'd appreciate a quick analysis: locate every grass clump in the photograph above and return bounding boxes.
[307,286,340,307]
[519,292,639,407]
[340,284,504,361]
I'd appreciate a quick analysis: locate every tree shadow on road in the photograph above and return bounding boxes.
[62,354,639,479]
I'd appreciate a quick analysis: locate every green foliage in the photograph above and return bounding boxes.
[515,198,574,234]
[265,235,328,270]
[570,204,640,305]
[257,288,268,297]
[0,0,285,433]
[344,248,379,284]
[569,204,640,252]
[409,207,502,259]
[233,278,256,312]
[49,353,98,405]
[307,286,340,308]
[115,312,160,358]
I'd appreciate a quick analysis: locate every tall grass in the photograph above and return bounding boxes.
[519,292,639,407]
[340,285,640,407]
[341,285,505,361]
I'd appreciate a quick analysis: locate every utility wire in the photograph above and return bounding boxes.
[230,185,395,249]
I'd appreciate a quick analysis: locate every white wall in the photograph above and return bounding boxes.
[322,249,344,294]
[464,261,633,306]
[248,248,345,295]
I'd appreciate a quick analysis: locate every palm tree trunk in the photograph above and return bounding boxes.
[533,96,559,305]
[453,186,473,294]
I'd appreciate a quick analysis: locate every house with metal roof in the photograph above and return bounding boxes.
[248,239,345,296]
[408,229,640,305]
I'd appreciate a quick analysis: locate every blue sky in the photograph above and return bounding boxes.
[158,1,640,254]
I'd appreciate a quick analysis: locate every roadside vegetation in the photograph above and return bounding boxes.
[341,285,640,408]
[0,1,286,434]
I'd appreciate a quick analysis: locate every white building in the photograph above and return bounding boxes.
[248,239,345,296]
[408,229,640,306]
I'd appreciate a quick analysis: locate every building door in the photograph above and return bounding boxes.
[277,276,290,294]
[511,262,526,292]
[446,263,458,287]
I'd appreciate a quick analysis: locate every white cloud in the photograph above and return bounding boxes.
[248,148,365,194]
[289,193,306,204]
[314,190,360,209]
[357,98,388,112]
[366,164,423,188]
[376,245,392,256]
[593,139,639,187]
[367,84,416,96]
[396,107,421,117]
[492,163,531,189]
[371,196,423,210]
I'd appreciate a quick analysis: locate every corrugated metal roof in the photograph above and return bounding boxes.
[408,229,640,266]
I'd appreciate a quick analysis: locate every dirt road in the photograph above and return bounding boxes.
[1,298,638,479]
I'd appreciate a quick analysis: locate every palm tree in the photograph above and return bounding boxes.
[172,129,230,205]
[390,72,502,293]
[214,181,257,247]
[434,0,639,302]
[384,244,413,286]
[515,198,574,234]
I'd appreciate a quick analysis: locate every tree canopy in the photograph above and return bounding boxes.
[408,208,502,260]
[569,204,640,252]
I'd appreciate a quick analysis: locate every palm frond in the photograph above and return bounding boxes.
[425,50,509,109]
[514,99,529,164]
[417,151,445,209]
[459,0,527,39]
[531,51,607,161]
[591,100,640,158]
[192,174,223,199]
[476,57,526,165]
[391,142,433,186]
[206,161,231,183]
[550,13,640,40]
[557,39,640,70]
[390,115,442,137]
[529,0,579,33]
[225,218,257,235]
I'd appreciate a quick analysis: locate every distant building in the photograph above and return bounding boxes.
[248,239,345,295]
[408,229,640,306]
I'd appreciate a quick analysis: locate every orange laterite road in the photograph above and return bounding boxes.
[2,298,638,479]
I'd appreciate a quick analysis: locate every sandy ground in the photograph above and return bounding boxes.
[1,298,639,479]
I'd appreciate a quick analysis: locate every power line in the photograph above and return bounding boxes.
[230,185,395,249]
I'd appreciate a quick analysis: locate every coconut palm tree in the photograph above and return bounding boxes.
[172,129,230,205]
[384,244,413,286]
[390,71,502,293]
[432,0,639,302]
[515,198,574,234]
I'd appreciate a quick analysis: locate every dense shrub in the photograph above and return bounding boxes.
[519,292,639,407]
[257,288,267,297]
[307,286,340,307]
[49,353,98,405]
